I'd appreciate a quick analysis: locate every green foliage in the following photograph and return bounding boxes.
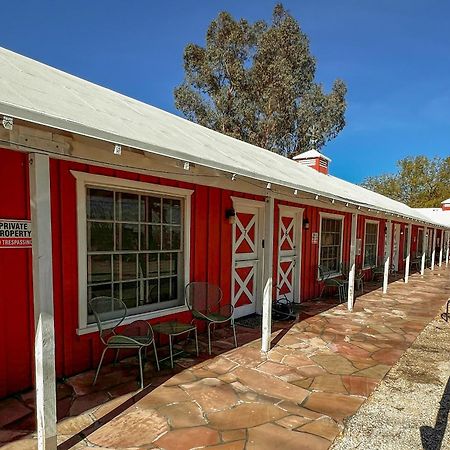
[361,156,450,208]
[174,4,347,157]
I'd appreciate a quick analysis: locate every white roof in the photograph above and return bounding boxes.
[293,149,331,162]
[415,208,450,228]
[441,198,450,205]
[0,47,447,228]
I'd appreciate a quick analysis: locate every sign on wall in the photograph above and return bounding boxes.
[0,220,32,248]
[312,232,319,244]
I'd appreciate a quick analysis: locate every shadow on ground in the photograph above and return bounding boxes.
[420,376,450,450]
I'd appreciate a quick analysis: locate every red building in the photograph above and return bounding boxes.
[0,46,448,431]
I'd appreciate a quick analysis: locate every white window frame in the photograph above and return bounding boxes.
[72,171,193,335]
[363,220,379,269]
[318,212,345,279]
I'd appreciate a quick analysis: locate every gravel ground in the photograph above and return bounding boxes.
[332,307,450,450]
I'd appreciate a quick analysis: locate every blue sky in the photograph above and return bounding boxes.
[1,0,449,183]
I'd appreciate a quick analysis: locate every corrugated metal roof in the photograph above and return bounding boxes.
[0,46,447,228]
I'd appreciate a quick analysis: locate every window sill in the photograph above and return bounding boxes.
[77,304,189,336]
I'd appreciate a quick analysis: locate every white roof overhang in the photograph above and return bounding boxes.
[0,46,447,229]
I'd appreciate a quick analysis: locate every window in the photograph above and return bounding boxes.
[319,216,343,276]
[363,221,378,268]
[86,188,185,323]
[74,171,193,332]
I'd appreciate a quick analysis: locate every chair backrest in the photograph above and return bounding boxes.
[89,296,127,345]
[318,265,332,281]
[185,282,222,315]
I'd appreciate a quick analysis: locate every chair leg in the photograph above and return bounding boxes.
[194,327,199,357]
[93,347,108,386]
[169,334,174,369]
[153,340,160,371]
[208,322,212,355]
[232,319,237,348]
[138,347,144,390]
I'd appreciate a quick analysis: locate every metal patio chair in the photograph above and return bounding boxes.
[89,296,160,389]
[185,282,237,355]
[318,265,345,302]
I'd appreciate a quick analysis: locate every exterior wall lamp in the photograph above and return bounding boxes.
[303,217,310,230]
[226,208,236,224]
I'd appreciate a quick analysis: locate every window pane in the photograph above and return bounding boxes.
[88,255,111,284]
[118,281,137,309]
[117,223,139,251]
[88,222,114,252]
[163,199,181,224]
[141,225,161,250]
[114,254,137,281]
[162,226,182,250]
[87,189,114,220]
[88,284,112,302]
[146,279,159,304]
[160,278,173,302]
[116,192,139,222]
[142,196,161,223]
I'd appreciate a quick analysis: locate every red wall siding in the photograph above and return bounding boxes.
[0,146,433,396]
[48,159,266,378]
[0,149,33,397]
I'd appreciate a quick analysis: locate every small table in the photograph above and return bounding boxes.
[152,321,199,369]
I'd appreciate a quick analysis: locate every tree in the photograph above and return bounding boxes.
[174,4,347,157]
[361,156,450,208]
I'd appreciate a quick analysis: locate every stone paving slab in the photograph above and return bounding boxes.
[2,267,450,449]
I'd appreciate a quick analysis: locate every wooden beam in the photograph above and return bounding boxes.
[29,153,57,450]
[404,223,412,283]
[438,230,444,267]
[383,220,392,294]
[446,232,449,268]
[421,226,428,276]
[431,228,437,270]
[261,195,275,353]
[347,213,358,311]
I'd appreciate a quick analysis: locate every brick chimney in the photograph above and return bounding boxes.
[441,198,450,211]
[293,150,331,175]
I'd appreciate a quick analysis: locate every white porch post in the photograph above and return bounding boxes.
[446,231,450,267]
[438,230,443,267]
[383,220,392,294]
[347,213,358,311]
[404,223,412,283]
[421,226,427,276]
[29,153,57,450]
[431,228,437,270]
[261,195,275,353]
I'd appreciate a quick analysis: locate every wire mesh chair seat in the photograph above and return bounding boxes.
[89,296,160,389]
[185,282,238,355]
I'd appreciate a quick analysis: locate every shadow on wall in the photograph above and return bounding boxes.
[420,375,450,450]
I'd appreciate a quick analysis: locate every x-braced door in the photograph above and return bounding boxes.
[232,201,263,318]
[277,207,301,303]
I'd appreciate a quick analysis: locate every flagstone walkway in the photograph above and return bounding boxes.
[4,267,450,450]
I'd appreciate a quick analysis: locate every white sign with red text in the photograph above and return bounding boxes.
[0,220,32,248]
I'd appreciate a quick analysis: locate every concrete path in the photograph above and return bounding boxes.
[4,267,450,450]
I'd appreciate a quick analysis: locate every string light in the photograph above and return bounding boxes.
[0,136,433,228]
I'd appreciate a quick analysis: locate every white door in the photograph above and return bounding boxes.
[392,224,400,271]
[232,202,263,318]
[277,207,301,303]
